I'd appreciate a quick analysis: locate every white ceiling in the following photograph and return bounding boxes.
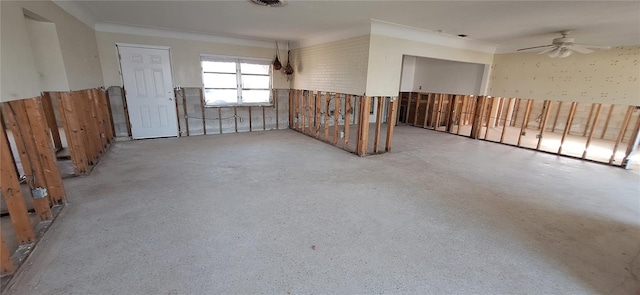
[59,0,640,53]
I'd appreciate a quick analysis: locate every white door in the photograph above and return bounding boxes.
[118,45,178,139]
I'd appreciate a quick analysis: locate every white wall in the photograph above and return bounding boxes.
[399,56,416,92]
[411,57,485,95]
[290,35,370,95]
[1,1,41,101]
[24,17,70,92]
[1,0,104,101]
[488,46,640,105]
[366,34,495,97]
[96,31,290,89]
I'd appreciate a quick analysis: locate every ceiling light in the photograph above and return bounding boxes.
[548,47,561,58]
[559,48,573,58]
[250,0,286,7]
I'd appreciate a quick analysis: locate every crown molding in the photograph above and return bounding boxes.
[95,23,278,49]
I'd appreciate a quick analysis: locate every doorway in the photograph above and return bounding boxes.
[117,44,178,139]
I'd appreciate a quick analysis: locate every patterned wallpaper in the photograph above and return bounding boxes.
[488,46,640,106]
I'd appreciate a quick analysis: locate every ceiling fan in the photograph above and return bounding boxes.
[517,31,611,58]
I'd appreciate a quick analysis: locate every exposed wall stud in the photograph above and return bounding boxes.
[385,98,398,152]
[601,104,615,139]
[182,88,189,136]
[199,88,206,135]
[609,106,634,164]
[374,97,384,153]
[551,101,562,132]
[517,99,533,146]
[582,103,602,159]
[536,100,553,150]
[1,234,13,275]
[558,102,578,154]
[344,95,351,148]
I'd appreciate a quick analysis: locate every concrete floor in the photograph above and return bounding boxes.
[4,126,640,294]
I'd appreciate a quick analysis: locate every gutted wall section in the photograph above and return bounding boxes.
[290,35,370,95]
[488,46,640,105]
[95,31,289,89]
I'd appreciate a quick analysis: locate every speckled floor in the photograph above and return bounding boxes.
[5,127,639,294]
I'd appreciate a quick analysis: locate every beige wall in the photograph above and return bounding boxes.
[366,34,495,97]
[488,46,640,105]
[412,56,485,95]
[1,1,41,101]
[1,0,104,101]
[24,17,70,92]
[96,31,289,89]
[290,35,370,95]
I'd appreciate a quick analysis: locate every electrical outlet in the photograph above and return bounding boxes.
[32,187,48,199]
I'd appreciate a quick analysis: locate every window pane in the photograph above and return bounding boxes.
[241,75,270,89]
[202,61,236,73]
[242,90,270,103]
[203,73,237,88]
[204,89,238,105]
[240,63,269,75]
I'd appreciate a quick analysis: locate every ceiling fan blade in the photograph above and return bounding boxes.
[517,45,554,51]
[568,45,594,54]
[538,46,558,55]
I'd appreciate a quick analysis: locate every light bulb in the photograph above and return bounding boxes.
[559,48,573,58]
[548,47,561,58]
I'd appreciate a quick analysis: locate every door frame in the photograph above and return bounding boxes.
[116,43,179,139]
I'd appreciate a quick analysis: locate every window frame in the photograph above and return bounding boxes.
[201,54,273,107]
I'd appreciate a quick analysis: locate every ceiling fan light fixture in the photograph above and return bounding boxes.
[250,0,286,7]
[548,47,561,58]
[559,48,573,58]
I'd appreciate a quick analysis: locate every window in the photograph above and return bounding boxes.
[201,55,271,106]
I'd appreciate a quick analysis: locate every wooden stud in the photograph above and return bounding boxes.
[511,99,521,127]
[551,101,562,132]
[301,91,307,134]
[536,100,553,150]
[609,106,634,164]
[435,94,445,130]
[100,89,116,142]
[3,100,52,221]
[88,89,107,150]
[422,93,432,128]
[333,94,340,145]
[314,92,321,138]
[274,89,279,130]
[174,90,182,136]
[622,112,640,167]
[558,102,578,154]
[121,87,133,137]
[385,98,398,152]
[457,95,469,135]
[41,92,63,150]
[357,96,372,156]
[24,98,66,205]
[294,90,300,131]
[1,234,13,275]
[413,93,421,126]
[582,103,602,159]
[517,99,534,146]
[0,121,36,243]
[182,88,189,136]
[233,106,238,133]
[601,104,615,139]
[324,92,330,141]
[57,92,88,174]
[308,91,314,135]
[248,107,253,132]
[288,89,293,129]
[582,103,596,137]
[447,95,458,133]
[470,96,486,139]
[199,88,206,135]
[73,92,95,162]
[405,92,413,123]
[373,97,384,153]
[495,97,504,129]
[262,106,266,131]
[218,107,223,134]
[483,97,495,139]
[344,95,351,148]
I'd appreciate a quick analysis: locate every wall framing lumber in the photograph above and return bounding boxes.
[262,107,266,131]
[181,88,190,136]
[551,101,562,132]
[288,89,293,129]
[582,103,602,159]
[512,99,521,127]
[294,90,300,130]
[308,91,314,135]
[374,97,384,153]
[248,107,253,131]
[583,103,596,137]
[406,92,413,123]
[1,234,13,275]
[0,122,36,244]
[218,108,223,134]
[601,105,615,139]
[3,100,52,221]
[301,91,307,134]
[483,96,495,139]
[41,92,63,150]
[199,88,207,135]
[413,93,421,126]
[423,93,432,128]
[174,90,182,136]
[233,106,238,133]
[609,106,634,164]
[274,89,279,130]
[344,95,351,148]
[385,98,398,152]
[333,94,340,145]
[536,100,553,150]
[622,111,640,168]
[315,92,321,138]
[558,102,578,154]
[57,92,88,174]
[324,92,330,141]
[357,97,372,156]
[23,98,65,205]
[517,99,533,146]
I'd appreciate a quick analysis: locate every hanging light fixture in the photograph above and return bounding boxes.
[272,41,282,70]
[283,42,294,81]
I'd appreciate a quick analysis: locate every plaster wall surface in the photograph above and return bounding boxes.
[412,56,485,95]
[488,46,640,105]
[24,17,70,92]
